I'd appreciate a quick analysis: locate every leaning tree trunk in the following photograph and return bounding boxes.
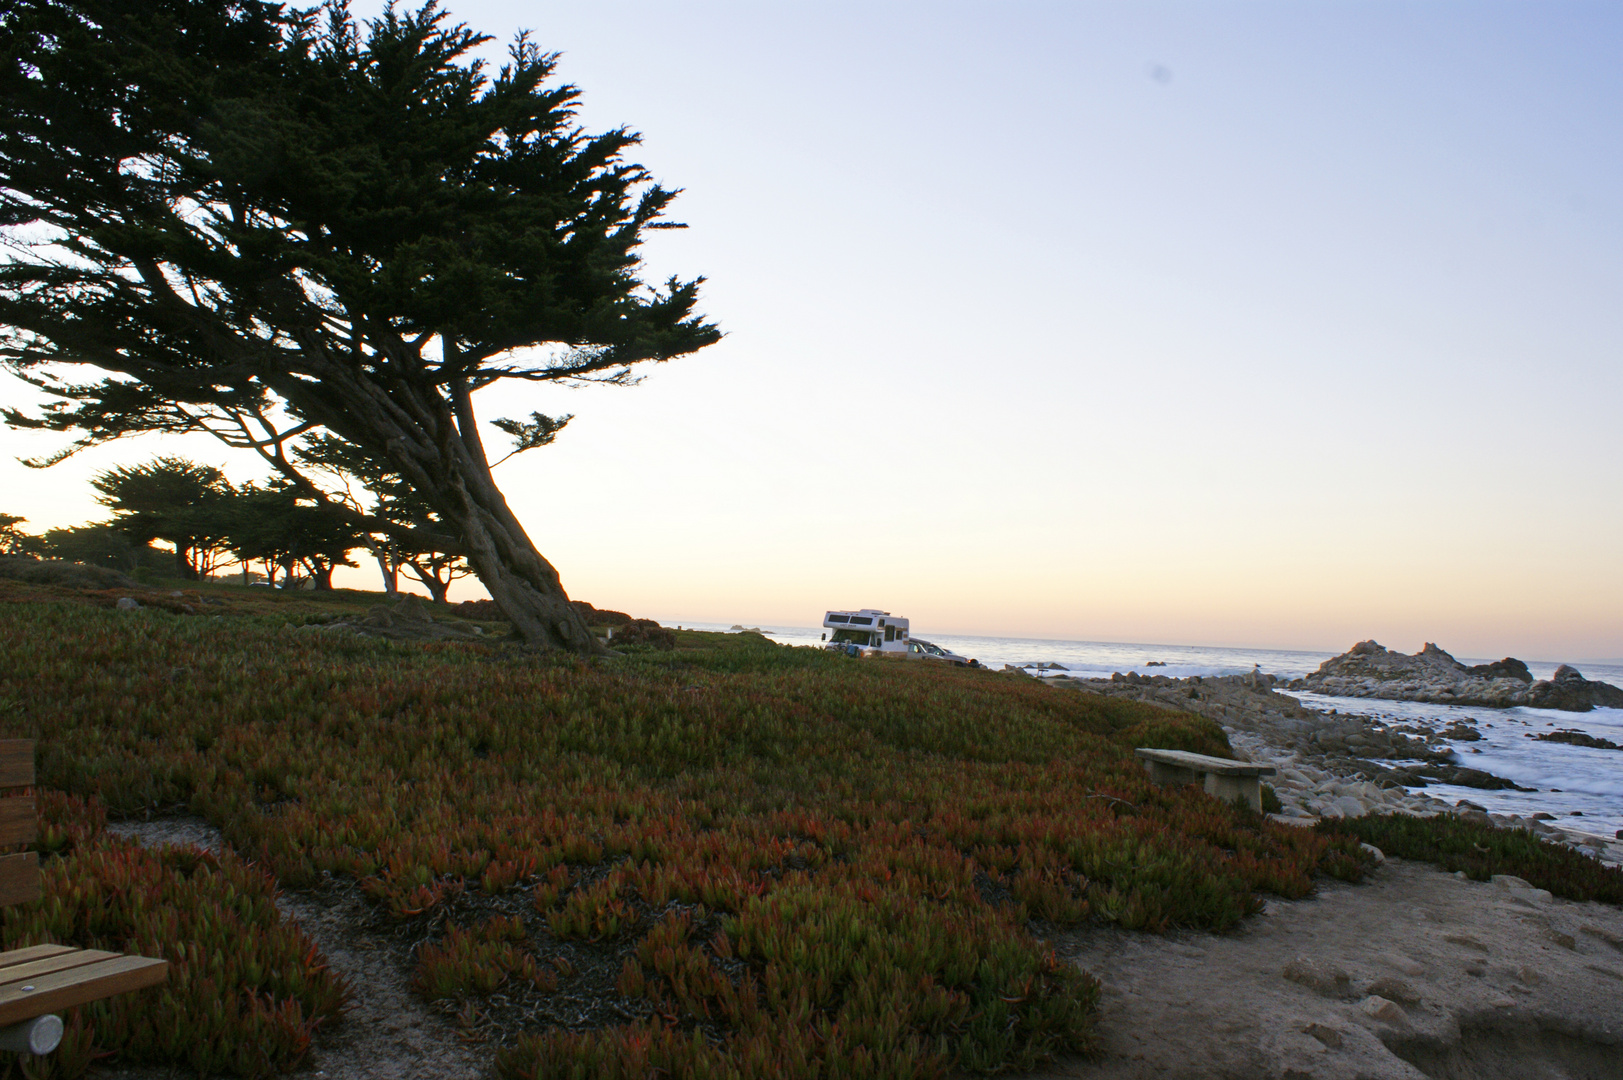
[271,365,606,653]
[433,382,604,653]
[442,449,603,650]
[405,560,450,604]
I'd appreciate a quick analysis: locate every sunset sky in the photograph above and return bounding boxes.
[3,2,1619,659]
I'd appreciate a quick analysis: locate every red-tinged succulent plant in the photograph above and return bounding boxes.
[414,917,553,1002]
[1,794,346,1078]
[3,587,1424,1077]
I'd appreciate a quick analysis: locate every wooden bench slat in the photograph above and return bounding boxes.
[0,741,33,789]
[0,944,79,971]
[0,852,39,907]
[0,948,122,987]
[0,796,37,846]
[0,955,169,1027]
[0,741,173,1028]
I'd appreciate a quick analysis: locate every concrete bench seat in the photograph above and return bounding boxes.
[1135,748,1277,812]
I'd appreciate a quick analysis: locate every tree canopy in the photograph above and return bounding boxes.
[0,0,720,647]
[92,456,232,578]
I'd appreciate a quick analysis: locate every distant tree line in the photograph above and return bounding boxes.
[3,455,472,599]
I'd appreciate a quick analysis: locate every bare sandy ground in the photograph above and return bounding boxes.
[1024,858,1623,1080]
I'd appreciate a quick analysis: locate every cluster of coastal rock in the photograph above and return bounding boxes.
[1287,640,1623,711]
[1041,649,1622,864]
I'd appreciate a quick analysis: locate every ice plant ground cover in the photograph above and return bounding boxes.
[0,580,1372,1078]
[1317,812,1623,904]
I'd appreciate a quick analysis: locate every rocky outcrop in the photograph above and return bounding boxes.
[1470,657,1533,682]
[1535,729,1623,751]
[1288,641,1623,712]
[1521,664,1623,711]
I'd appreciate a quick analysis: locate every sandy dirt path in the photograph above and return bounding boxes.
[100,818,489,1080]
[1019,858,1623,1080]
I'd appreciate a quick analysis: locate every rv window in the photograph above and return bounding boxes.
[870,633,881,647]
[829,628,867,645]
[848,616,873,625]
[827,614,849,623]
[884,626,895,642]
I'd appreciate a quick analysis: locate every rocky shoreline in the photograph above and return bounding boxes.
[1044,669,1623,865]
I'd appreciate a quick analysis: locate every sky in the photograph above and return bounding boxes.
[3,1,1621,659]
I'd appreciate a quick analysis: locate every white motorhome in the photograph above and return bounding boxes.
[822,609,909,655]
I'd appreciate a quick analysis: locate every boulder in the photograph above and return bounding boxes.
[1359,995,1405,1022]
[1469,657,1533,682]
[1521,665,1623,712]
[1534,729,1622,751]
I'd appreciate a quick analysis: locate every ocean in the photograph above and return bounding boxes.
[676,622,1623,840]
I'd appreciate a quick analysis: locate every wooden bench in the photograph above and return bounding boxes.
[0,740,168,1056]
[1135,747,1277,813]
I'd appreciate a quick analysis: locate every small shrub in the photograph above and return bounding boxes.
[1110,713,1232,759]
[610,619,676,650]
[1318,813,1623,905]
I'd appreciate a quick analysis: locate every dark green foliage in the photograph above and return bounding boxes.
[610,618,676,650]
[1108,713,1234,760]
[225,483,363,589]
[0,514,33,556]
[1259,783,1283,815]
[293,434,470,596]
[30,526,172,577]
[92,457,234,579]
[0,555,139,590]
[0,0,720,648]
[1318,813,1623,905]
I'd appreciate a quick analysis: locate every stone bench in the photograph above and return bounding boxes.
[1135,748,1276,812]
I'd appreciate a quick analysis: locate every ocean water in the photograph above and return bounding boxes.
[677,622,1623,840]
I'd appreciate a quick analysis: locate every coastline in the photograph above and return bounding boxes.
[1013,671,1623,1079]
[1045,670,1623,865]
[733,621,1623,842]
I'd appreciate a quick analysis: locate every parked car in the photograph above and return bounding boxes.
[906,639,978,667]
